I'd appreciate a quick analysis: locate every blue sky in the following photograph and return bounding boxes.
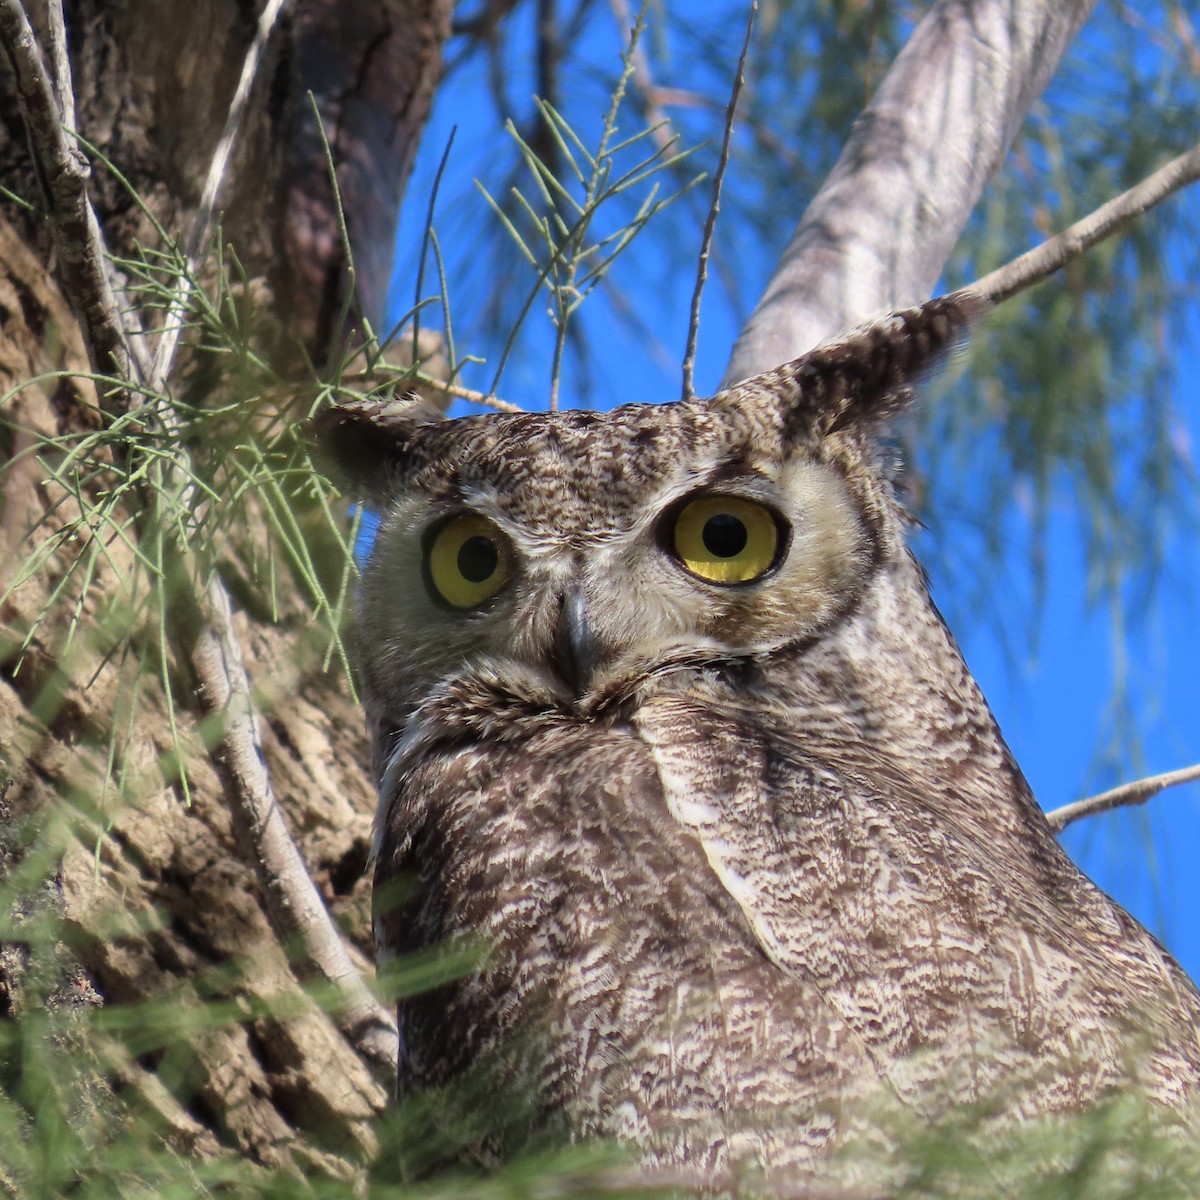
[384,5,1200,978]
[962,438,1200,963]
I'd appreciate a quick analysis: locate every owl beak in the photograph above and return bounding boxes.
[553,587,599,696]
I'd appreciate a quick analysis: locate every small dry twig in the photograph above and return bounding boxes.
[1046,763,1200,835]
[419,373,524,414]
[681,0,756,401]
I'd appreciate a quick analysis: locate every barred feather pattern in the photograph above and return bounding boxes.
[336,297,1200,1189]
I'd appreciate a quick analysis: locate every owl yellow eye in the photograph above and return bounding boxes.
[426,515,511,609]
[670,495,781,584]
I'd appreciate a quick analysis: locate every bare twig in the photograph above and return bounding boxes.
[961,140,1200,307]
[43,0,152,384]
[681,0,756,401]
[415,372,524,414]
[1046,764,1200,835]
[609,0,674,155]
[149,0,291,389]
[0,0,399,1082]
[0,0,137,403]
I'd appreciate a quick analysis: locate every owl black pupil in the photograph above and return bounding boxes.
[458,535,498,583]
[702,513,748,558]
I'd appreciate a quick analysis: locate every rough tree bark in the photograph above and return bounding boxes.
[0,0,451,1177]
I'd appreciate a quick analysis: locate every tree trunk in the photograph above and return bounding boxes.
[0,0,450,1179]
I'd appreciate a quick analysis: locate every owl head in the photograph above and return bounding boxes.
[316,294,984,734]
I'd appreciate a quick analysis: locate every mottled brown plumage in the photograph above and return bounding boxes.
[318,295,1200,1188]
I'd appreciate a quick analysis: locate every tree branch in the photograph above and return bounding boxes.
[149,0,291,389]
[723,0,1098,384]
[0,0,137,403]
[1045,764,1200,835]
[191,575,399,1079]
[910,138,1200,334]
[286,0,455,342]
[960,140,1200,306]
[44,0,74,132]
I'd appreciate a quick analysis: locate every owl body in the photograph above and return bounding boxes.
[323,298,1200,1184]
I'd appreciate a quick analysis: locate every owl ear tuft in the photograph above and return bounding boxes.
[309,394,445,500]
[765,292,991,443]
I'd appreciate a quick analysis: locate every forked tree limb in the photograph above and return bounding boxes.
[0,0,399,1082]
[1046,764,1200,835]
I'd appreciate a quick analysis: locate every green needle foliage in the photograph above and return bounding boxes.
[476,7,702,408]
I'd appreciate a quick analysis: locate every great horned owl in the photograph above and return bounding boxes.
[318,295,1200,1187]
